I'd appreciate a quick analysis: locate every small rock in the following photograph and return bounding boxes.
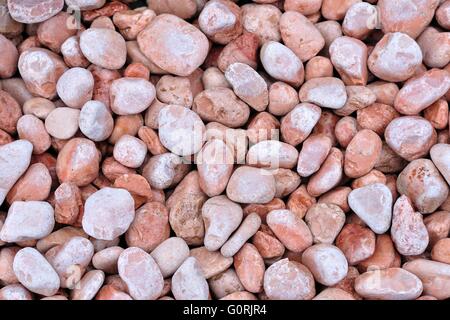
[13,247,60,296]
[267,209,313,253]
[355,268,423,300]
[118,247,164,300]
[151,237,190,278]
[202,196,243,252]
[171,257,209,300]
[0,201,54,242]
[348,183,393,234]
[80,28,127,70]
[391,195,429,256]
[263,258,315,300]
[302,244,348,286]
[82,187,135,240]
[226,166,276,204]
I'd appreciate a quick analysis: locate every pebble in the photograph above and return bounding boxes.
[197,139,234,196]
[247,140,299,169]
[171,257,209,300]
[342,2,378,40]
[0,141,34,206]
[209,269,244,299]
[336,224,376,265]
[6,163,51,204]
[45,107,80,140]
[49,236,94,288]
[202,196,243,251]
[142,153,189,190]
[359,234,399,272]
[92,246,123,274]
[313,287,355,300]
[0,201,54,243]
[71,270,105,300]
[417,27,450,69]
[158,105,206,156]
[0,91,20,136]
[113,135,147,169]
[279,11,324,62]
[79,101,114,142]
[263,259,315,300]
[403,259,450,300]
[193,87,250,128]
[37,12,77,54]
[241,4,282,45]
[225,62,268,111]
[305,203,346,244]
[0,35,18,79]
[217,32,259,72]
[147,0,197,19]
[252,228,285,260]
[0,284,33,300]
[18,48,67,99]
[82,187,135,240]
[167,171,207,245]
[110,77,156,115]
[150,237,189,278]
[297,134,332,177]
[234,243,265,293]
[355,268,423,300]
[118,247,164,300]
[397,159,449,214]
[431,238,450,264]
[348,183,393,234]
[17,115,51,155]
[281,103,321,146]
[385,116,437,161]
[80,28,126,70]
[268,82,299,116]
[13,247,60,296]
[125,201,169,252]
[437,1,450,29]
[8,0,64,24]
[137,14,209,76]
[221,213,261,257]
[321,0,361,21]
[56,68,94,109]
[430,143,450,185]
[394,68,450,115]
[329,36,368,85]
[378,0,439,39]
[307,147,344,197]
[299,77,347,110]
[302,244,348,286]
[260,41,305,87]
[226,166,276,204]
[267,209,313,253]
[357,103,400,136]
[0,247,19,285]
[56,138,100,186]
[61,36,90,69]
[156,75,192,107]
[391,195,429,255]
[344,129,382,178]
[198,0,242,45]
[190,246,233,279]
[368,32,423,82]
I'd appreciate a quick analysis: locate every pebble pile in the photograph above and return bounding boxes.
[0,0,449,300]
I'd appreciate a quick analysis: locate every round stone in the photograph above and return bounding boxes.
[82,187,135,240]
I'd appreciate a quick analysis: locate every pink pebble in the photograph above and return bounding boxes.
[13,247,60,296]
[118,247,164,300]
[82,187,135,240]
